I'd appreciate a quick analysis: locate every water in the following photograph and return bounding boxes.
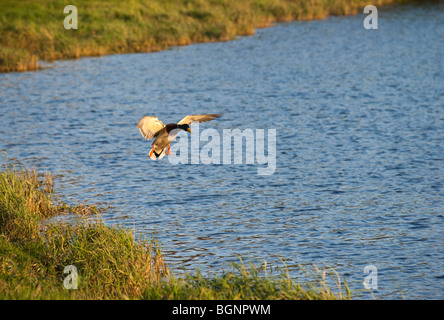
[1,4,443,299]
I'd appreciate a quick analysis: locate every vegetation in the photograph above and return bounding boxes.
[0,0,421,73]
[0,165,350,299]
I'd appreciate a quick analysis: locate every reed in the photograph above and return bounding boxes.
[0,164,166,299]
[142,258,351,300]
[0,0,421,73]
[0,164,350,299]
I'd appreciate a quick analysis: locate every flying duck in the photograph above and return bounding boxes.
[137,114,221,160]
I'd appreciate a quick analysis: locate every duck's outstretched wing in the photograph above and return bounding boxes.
[137,116,165,141]
[177,114,221,125]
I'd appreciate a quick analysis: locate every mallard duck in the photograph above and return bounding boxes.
[137,114,221,160]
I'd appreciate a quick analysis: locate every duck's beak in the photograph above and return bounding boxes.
[187,127,192,133]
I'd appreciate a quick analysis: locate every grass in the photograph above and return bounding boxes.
[0,164,351,299]
[141,259,351,300]
[0,0,424,73]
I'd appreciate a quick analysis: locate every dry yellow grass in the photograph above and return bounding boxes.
[0,0,417,73]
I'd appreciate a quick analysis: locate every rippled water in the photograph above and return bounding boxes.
[1,4,443,299]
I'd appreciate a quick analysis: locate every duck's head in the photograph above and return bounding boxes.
[178,124,192,133]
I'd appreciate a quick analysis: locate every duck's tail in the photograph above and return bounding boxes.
[148,145,170,161]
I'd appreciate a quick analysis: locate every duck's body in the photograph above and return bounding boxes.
[137,114,220,160]
[149,123,191,159]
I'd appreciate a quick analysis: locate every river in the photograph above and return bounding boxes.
[1,3,443,299]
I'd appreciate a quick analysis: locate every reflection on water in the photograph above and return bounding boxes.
[1,3,443,299]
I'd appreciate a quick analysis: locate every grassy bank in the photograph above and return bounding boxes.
[0,165,350,299]
[0,0,420,73]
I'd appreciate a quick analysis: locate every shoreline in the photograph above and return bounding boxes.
[0,0,419,73]
[0,165,351,299]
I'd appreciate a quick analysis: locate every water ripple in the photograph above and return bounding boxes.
[1,3,443,299]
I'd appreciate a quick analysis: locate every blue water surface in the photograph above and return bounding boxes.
[1,3,443,299]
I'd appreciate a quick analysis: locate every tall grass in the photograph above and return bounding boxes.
[142,259,351,300]
[0,0,421,73]
[0,165,167,299]
[0,164,350,299]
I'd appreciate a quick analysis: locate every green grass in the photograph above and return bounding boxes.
[141,259,351,300]
[0,165,167,299]
[0,0,420,73]
[0,164,351,299]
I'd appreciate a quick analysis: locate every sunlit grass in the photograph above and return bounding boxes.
[0,0,417,72]
[142,258,351,300]
[0,164,167,299]
[0,164,351,299]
